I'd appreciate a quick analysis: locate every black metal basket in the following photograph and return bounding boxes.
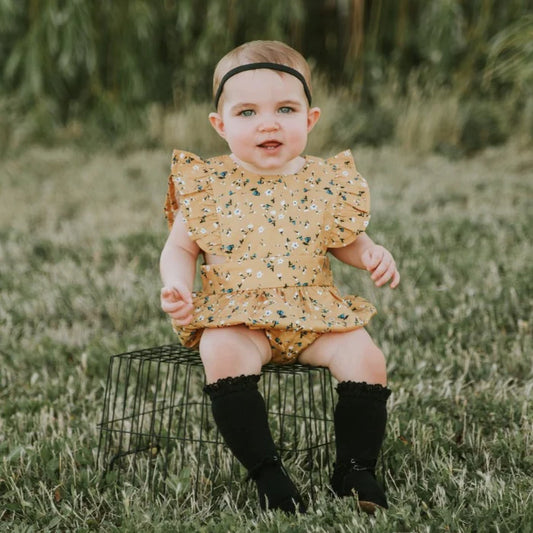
[97,344,335,507]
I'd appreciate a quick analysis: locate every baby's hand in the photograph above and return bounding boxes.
[362,245,400,288]
[160,283,194,325]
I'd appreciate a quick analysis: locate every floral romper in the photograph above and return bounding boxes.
[164,149,377,364]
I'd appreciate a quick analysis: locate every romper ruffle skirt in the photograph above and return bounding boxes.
[164,150,377,364]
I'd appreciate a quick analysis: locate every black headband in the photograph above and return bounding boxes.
[214,62,312,109]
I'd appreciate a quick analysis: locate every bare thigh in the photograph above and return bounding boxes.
[199,325,272,383]
[298,328,387,385]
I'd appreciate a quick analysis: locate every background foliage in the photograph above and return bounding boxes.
[1,0,532,153]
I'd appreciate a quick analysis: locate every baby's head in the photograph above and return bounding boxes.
[209,40,321,175]
[212,40,313,112]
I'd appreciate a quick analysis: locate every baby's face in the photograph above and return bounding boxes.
[209,69,320,175]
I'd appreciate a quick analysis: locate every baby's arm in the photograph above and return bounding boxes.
[329,233,400,288]
[160,211,200,325]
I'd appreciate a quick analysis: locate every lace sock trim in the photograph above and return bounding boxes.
[336,380,392,400]
[203,374,261,398]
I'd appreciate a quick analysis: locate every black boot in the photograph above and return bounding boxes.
[204,374,306,513]
[331,381,392,513]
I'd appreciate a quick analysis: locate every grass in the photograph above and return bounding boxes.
[1,141,532,532]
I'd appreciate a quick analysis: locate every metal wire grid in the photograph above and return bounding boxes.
[97,344,335,506]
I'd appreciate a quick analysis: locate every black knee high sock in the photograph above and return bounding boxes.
[332,381,392,509]
[204,374,306,513]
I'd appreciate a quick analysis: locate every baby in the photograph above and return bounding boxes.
[160,40,399,514]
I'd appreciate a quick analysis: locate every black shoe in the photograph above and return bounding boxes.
[331,461,387,513]
[250,456,307,514]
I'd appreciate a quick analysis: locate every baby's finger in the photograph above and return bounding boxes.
[389,270,401,289]
[373,263,396,287]
[161,300,179,313]
[161,298,188,313]
[172,316,193,326]
[171,285,193,304]
[370,257,391,281]
[168,300,194,317]
[161,287,177,301]
[169,304,194,324]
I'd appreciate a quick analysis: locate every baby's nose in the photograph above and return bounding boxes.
[258,116,280,131]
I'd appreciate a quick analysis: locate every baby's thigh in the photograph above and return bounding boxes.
[298,328,379,367]
[199,326,272,382]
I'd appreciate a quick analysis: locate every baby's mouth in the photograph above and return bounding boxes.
[258,141,282,150]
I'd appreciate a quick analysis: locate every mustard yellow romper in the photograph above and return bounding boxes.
[164,149,377,364]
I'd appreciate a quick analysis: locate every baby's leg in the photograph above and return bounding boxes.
[199,325,272,383]
[298,327,386,384]
[299,328,391,513]
[200,325,305,513]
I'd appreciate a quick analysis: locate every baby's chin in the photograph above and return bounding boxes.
[230,150,306,175]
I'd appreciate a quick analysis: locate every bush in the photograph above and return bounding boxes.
[459,100,509,154]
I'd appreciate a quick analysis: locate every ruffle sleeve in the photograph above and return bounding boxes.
[323,150,370,248]
[164,150,221,255]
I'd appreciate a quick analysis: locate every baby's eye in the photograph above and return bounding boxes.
[278,106,294,114]
[239,109,255,117]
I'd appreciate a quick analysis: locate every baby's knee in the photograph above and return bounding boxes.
[365,342,386,363]
[329,331,387,384]
[355,344,387,385]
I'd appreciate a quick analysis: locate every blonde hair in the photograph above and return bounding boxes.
[213,40,312,109]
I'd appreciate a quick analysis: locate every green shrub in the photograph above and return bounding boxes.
[459,100,509,154]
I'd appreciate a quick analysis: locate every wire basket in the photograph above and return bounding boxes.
[97,344,335,507]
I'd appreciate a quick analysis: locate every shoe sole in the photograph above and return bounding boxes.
[358,500,381,515]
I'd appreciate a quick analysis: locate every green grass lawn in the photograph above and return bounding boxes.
[1,143,532,532]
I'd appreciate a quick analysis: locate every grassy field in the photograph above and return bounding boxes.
[1,142,532,532]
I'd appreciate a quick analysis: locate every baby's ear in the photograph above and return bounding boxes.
[209,112,226,139]
[307,107,321,133]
